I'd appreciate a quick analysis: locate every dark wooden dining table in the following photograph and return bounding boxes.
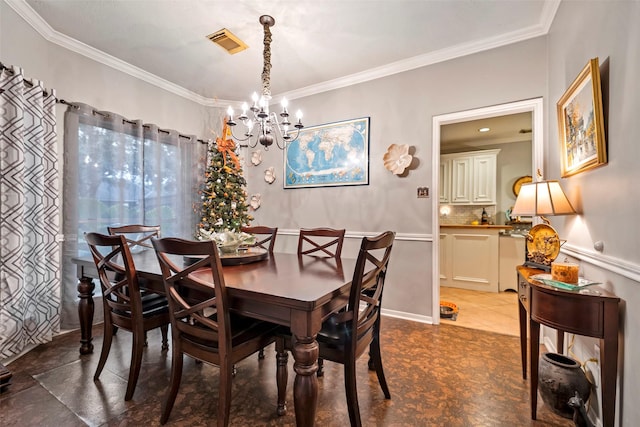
[72,250,355,426]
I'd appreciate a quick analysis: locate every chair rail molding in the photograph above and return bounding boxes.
[561,243,640,283]
[278,229,432,242]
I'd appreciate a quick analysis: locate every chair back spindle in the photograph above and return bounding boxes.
[241,225,278,253]
[108,224,161,252]
[297,227,346,258]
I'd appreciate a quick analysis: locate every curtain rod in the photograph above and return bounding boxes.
[61,100,210,145]
[1,61,55,97]
[69,103,209,144]
[2,64,209,145]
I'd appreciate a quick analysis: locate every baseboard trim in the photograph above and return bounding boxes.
[381,308,434,324]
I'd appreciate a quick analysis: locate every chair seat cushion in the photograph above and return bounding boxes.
[185,313,278,350]
[112,293,168,319]
[229,314,279,346]
[141,293,169,318]
[316,314,351,348]
[277,312,350,349]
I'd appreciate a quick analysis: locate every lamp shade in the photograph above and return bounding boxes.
[511,180,576,217]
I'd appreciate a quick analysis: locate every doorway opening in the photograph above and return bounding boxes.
[431,98,543,332]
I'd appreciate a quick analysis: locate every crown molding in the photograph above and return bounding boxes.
[540,0,562,33]
[5,0,230,107]
[284,24,549,100]
[7,0,561,106]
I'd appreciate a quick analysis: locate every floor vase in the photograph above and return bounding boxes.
[538,352,591,418]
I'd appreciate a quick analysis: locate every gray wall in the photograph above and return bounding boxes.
[1,2,209,328]
[5,0,638,424]
[1,2,208,138]
[495,140,533,221]
[546,1,640,425]
[245,37,547,318]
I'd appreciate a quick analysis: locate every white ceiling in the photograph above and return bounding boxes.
[441,112,533,150]
[11,0,560,106]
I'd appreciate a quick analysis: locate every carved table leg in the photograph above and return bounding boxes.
[518,297,528,379]
[292,335,319,427]
[601,301,619,427]
[276,339,289,416]
[78,276,95,355]
[529,318,541,420]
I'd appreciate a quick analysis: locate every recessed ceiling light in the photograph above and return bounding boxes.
[478,127,490,132]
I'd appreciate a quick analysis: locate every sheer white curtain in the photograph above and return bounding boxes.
[0,65,61,358]
[61,103,206,328]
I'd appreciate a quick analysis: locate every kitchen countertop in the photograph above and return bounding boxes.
[440,224,513,230]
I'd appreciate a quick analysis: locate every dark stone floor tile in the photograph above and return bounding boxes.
[0,382,86,426]
[3,318,575,426]
[34,359,130,426]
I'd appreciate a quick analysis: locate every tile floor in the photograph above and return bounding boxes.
[439,286,520,336]
[0,317,572,426]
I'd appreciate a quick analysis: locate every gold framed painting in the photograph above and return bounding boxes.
[556,57,607,177]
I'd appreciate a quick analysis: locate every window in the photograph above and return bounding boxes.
[74,121,197,242]
[61,104,206,327]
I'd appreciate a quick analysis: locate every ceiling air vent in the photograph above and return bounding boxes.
[206,28,248,55]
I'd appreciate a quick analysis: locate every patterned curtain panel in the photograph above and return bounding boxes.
[60,104,206,328]
[0,66,61,358]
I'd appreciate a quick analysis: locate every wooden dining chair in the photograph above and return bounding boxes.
[108,224,163,343]
[240,225,278,253]
[85,232,169,401]
[151,237,285,426]
[297,227,346,374]
[297,227,346,258]
[240,225,279,359]
[281,231,395,427]
[107,224,161,251]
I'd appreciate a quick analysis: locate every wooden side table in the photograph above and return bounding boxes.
[518,266,566,379]
[517,265,621,427]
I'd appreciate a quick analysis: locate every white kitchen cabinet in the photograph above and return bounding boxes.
[472,153,497,203]
[439,159,451,203]
[498,234,526,291]
[439,231,451,282]
[451,156,472,203]
[439,226,501,292]
[440,149,500,205]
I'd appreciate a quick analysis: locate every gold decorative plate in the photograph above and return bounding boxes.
[512,175,532,196]
[526,224,560,264]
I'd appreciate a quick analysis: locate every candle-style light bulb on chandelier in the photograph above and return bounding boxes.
[226,15,303,150]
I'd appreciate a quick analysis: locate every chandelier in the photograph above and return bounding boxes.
[226,15,304,150]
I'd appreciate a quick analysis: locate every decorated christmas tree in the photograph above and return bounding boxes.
[197,122,253,234]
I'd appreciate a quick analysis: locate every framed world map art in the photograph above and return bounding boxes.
[284,117,369,188]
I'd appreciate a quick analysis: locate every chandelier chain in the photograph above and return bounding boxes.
[226,15,303,150]
[262,23,272,98]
